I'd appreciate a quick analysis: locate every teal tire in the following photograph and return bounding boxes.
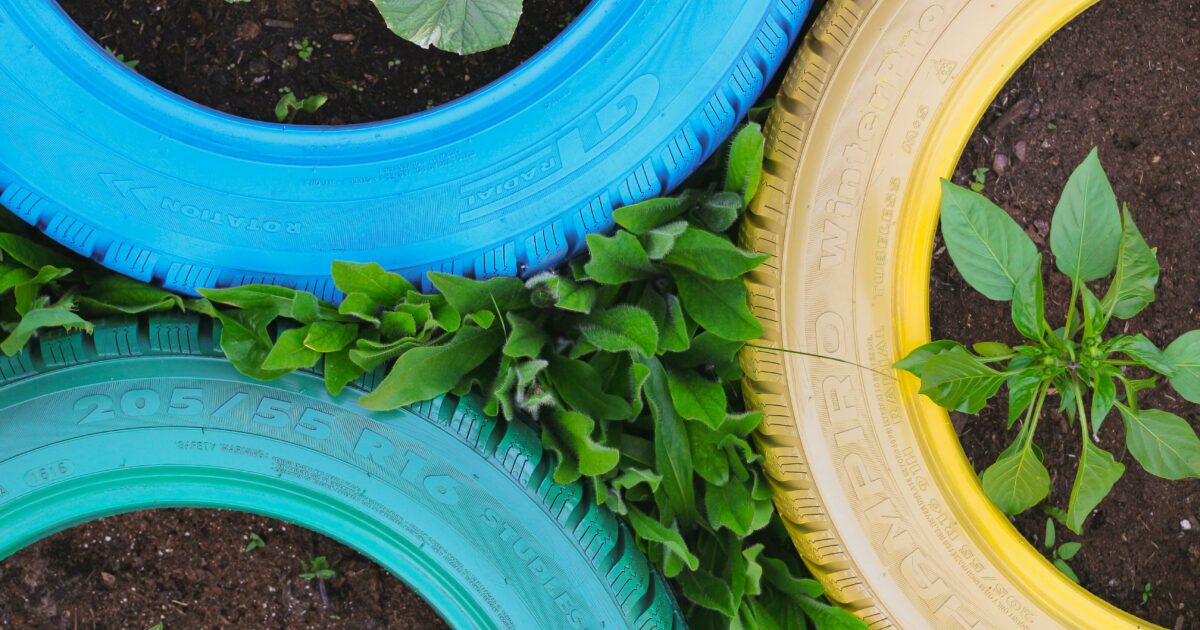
[0,314,681,629]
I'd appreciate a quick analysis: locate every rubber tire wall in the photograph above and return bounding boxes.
[0,314,682,629]
[0,0,812,299]
[740,1,1155,628]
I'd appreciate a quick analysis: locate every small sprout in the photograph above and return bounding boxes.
[244,532,266,553]
[970,166,989,193]
[300,555,337,581]
[295,37,318,61]
[1043,519,1081,583]
[1047,121,1058,130]
[274,89,328,123]
[104,46,139,70]
[1141,582,1152,604]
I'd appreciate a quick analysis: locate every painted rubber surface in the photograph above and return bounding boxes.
[0,0,811,299]
[0,315,682,629]
[739,1,1156,628]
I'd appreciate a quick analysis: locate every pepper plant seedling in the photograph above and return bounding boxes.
[897,148,1200,534]
[275,89,328,123]
[1043,517,1081,583]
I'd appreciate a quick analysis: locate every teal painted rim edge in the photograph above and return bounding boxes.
[0,467,486,629]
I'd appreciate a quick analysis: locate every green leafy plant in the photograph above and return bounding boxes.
[295,37,318,61]
[104,46,139,70]
[1042,517,1080,583]
[244,532,266,553]
[370,0,523,55]
[898,148,1200,535]
[0,120,863,628]
[1142,581,1152,605]
[300,556,337,581]
[970,166,989,193]
[275,89,328,123]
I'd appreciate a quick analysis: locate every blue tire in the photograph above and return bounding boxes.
[0,314,683,628]
[0,0,812,298]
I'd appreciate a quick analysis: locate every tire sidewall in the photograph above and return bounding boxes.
[0,357,621,629]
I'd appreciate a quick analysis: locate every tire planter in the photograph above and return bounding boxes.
[741,0,1153,627]
[0,0,812,299]
[0,315,682,629]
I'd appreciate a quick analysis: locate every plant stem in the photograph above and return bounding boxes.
[1062,281,1080,361]
[1022,381,1051,449]
[1073,375,1090,441]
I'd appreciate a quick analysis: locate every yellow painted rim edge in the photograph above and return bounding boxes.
[755,0,1161,627]
[893,1,1151,627]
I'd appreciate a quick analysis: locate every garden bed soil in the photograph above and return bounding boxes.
[0,509,449,629]
[940,1,1200,626]
[60,0,590,125]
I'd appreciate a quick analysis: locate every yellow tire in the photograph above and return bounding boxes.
[740,1,1156,628]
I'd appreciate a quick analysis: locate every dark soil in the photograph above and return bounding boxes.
[0,509,449,629]
[939,1,1200,627]
[60,0,590,124]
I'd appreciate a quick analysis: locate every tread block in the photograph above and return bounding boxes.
[103,242,159,282]
[93,317,140,357]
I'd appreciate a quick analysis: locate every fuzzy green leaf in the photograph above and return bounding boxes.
[540,409,621,484]
[323,348,364,396]
[332,261,413,307]
[725,123,766,206]
[641,220,688,261]
[667,368,727,429]
[642,356,696,524]
[626,506,699,575]
[613,198,688,234]
[939,179,1037,301]
[78,275,184,316]
[337,292,381,325]
[671,268,761,342]
[1050,149,1122,282]
[428,272,529,314]
[583,232,655,285]
[545,353,633,421]
[580,305,659,356]
[692,192,743,232]
[262,326,321,370]
[663,228,768,280]
[304,321,359,353]
[0,305,92,356]
[0,233,75,270]
[359,327,504,410]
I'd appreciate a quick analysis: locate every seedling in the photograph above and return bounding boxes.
[1142,582,1152,604]
[300,555,337,608]
[104,46,139,70]
[274,89,328,123]
[295,37,317,61]
[244,532,265,553]
[1042,518,1081,583]
[970,167,989,193]
[898,149,1200,535]
[300,555,336,580]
